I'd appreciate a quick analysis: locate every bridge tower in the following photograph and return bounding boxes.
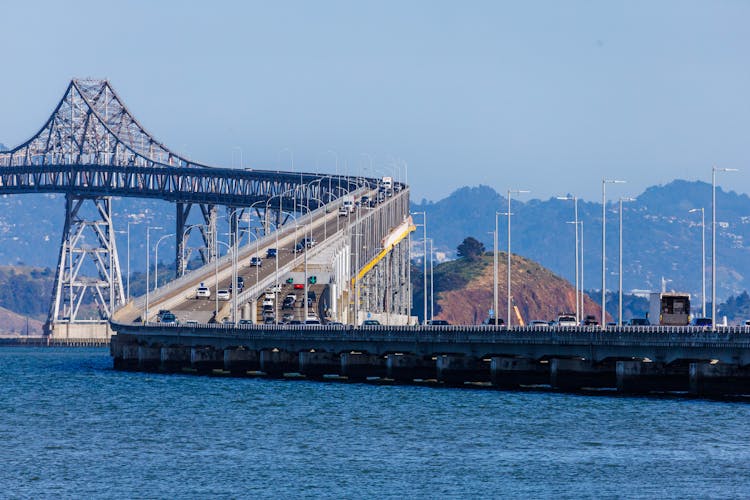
[46,194,125,338]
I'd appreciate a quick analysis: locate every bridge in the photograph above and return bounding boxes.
[0,79,412,338]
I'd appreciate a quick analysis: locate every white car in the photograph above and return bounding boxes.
[262,298,274,307]
[196,286,211,299]
[556,314,577,327]
[217,289,231,301]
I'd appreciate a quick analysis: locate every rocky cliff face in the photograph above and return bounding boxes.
[432,253,606,325]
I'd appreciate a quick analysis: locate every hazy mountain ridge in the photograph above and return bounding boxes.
[412,180,750,300]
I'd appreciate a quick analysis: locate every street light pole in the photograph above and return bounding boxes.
[507,189,530,327]
[154,233,175,290]
[689,208,706,318]
[145,225,163,323]
[712,167,738,329]
[126,220,139,301]
[557,195,579,321]
[618,197,634,326]
[494,211,501,326]
[601,179,626,328]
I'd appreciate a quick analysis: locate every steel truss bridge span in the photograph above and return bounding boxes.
[0,79,386,336]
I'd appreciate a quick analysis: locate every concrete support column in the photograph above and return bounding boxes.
[689,362,750,397]
[260,348,297,376]
[137,345,161,371]
[160,346,191,372]
[299,350,340,378]
[490,357,549,388]
[616,361,688,394]
[190,347,223,372]
[550,358,616,390]
[436,355,490,385]
[117,343,139,370]
[223,348,259,374]
[340,351,386,379]
[386,353,435,381]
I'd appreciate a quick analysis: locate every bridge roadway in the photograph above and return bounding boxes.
[110,323,750,397]
[114,186,396,324]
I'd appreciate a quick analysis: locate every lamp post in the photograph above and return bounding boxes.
[601,178,626,328]
[411,211,427,324]
[557,195,579,322]
[712,167,738,329]
[506,189,530,327]
[154,233,175,290]
[145,225,163,323]
[180,223,206,277]
[427,238,434,322]
[618,197,635,326]
[126,219,140,301]
[494,211,502,325]
[689,207,706,317]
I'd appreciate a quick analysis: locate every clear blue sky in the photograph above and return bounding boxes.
[1,1,748,202]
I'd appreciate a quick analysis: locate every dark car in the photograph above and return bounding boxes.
[250,257,262,267]
[628,318,650,326]
[582,315,599,326]
[482,317,505,326]
[361,319,381,326]
[426,320,450,326]
[266,248,277,258]
[692,317,712,327]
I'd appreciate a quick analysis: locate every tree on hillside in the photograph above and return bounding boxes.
[457,237,485,261]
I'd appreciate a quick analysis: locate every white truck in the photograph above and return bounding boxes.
[381,176,393,191]
[648,292,691,326]
[341,195,355,214]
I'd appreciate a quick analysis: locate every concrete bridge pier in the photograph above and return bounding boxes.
[224,348,260,374]
[260,348,297,376]
[116,343,140,370]
[340,352,386,379]
[160,346,191,372]
[190,347,223,373]
[436,355,490,385]
[386,353,435,381]
[616,361,689,394]
[550,358,616,390]
[689,362,750,397]
[299,350,340,378]
[490,357,549,388]
[138,345,161,371]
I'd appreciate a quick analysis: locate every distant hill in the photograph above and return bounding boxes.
[0,305,43,336]
[411,249,606,325]
[412,180,750,301]
[0,143,7,152]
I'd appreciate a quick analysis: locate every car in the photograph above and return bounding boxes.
[196,286,211,299]
[250,256,262,267]
[237,276,244,287]
[293,283,304,290]
[282,296,296,309]
[267,283,282,293]
[628,318,650,326]
[360,195,370,206]
[304,317,321,325]
[581,315,598,326]
[159,312,177,324]
[338,207,349,217]
[482,317,505,326]
[238,319,253,325]
[529,320,549,328]
[185,319,199,326]
[266,248,277,258]
[426,319,450,326]
[264,292,275,300]
[307,290,316,300]
[282,313,294,323]
[262,298,274,307]
[557,314,577,327]
[217,289,230,301]
[294,241,306,253]
[744,320,750,327]
[361,319,381,326]
[692,317,712,327]
[303,237,317,248]
[263,317,276,324]
[288,320,302,325]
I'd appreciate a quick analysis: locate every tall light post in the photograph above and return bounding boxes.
[494,211,502,325]
[427,238,434,322]
[145,225,163,323]
[712,167,738,328]
[506,189,530,327]
[180,223,206,276]
[557,195,579,321]
[411,211,427,324]
[154,233,175,290]
[618,197,635,326]
[215,240,236,323]
[126,219,140,301]
[601,178,626,328]
[689,207,706,317]
[580,220,585,321]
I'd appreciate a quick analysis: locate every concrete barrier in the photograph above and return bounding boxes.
[689,362,750,397]
[160,346,191,372]
[340,352,386,379]
[616,361,689,394]
[260,348,296,376]
[223,348,259,374]
[490,357,549,388]
[436,355,489,384]
[386,353,435,381]
[190,347,223,372]
[550,358,616,390]
[299,350,340,378]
